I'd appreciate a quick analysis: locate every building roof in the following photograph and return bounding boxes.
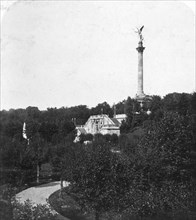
[89,114,108,120]
[115,114,126,118]
[110,118,121,126]
[101,126,119,130]
[77,127,87,134]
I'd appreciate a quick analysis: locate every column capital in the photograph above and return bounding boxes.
[136,41,145,52]
[136,46,145,53]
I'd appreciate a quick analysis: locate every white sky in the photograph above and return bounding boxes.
[1,0,195,110]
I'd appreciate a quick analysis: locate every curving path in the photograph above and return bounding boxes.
[16,181,70,220]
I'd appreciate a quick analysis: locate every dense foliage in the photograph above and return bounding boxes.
[0,185,57,220]
[0,92,196,219]
[121,92,193,133]
[13,200,57,220]
[59,110,195,219]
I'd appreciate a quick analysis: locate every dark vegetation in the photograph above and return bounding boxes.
[0,92,196,219]
[0,185,58,220]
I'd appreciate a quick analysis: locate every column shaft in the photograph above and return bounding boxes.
[138,51,144,95]
[136,42,145,98]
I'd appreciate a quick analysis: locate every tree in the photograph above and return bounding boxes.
[63,140,127,220]
[25,119,40,140]
[123,97,141,132]
[162,93,191,115]
[49,142,79,191]
[0,185,58,220]
[120,120,130,134]
[190,92,196,114]
[163,93,181,112]
[110,134,119,145]
[39,122,58,142]
[148,95,163,121]
[26,106,40,120]
[190,93,196,188]
[68,105,90,125]
[90,102,113,117]
[13,200,58,220]
[0,133,36,185]
[120,128,144,157]
[113,100,126,114]
[58,119,75,142]
[3,120,23,140]
[29,133,48,184]
[178,93,191,115]
[79,133,93,143]
[126,111,195,218]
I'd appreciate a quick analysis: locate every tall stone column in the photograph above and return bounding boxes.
[136,41,145,98]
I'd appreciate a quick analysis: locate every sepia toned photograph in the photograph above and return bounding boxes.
[0,0,195,219]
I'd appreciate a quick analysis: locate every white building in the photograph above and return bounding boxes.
[76,114,126,138]
[115,114,127,124]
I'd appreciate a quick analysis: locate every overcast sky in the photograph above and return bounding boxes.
[1,1,195,110]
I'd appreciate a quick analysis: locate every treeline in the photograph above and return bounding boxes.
[57,112,195,219]
[0,101,116,144]
[0,101,119,185]
[0,93,195,180]
[53,92,196,220]
[0,92,196,219]
[1,92,194,143]
[51,92,196,219]
[121,92,195,133]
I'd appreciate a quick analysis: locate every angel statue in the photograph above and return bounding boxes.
[134,25,144,42]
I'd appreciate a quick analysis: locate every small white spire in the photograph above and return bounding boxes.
[22,122,29,145]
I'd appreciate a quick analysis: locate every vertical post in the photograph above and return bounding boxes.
[36,163,39,184]
[113,104,116,118]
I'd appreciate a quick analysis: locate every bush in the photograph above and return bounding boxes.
[13,199,58,220]
[122,112,195,218]
[0,185,57,220]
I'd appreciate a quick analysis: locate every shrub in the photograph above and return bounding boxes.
[13,199,58,220]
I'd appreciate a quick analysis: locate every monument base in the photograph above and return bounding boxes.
[135,93,146,102]
[135,94,152,108]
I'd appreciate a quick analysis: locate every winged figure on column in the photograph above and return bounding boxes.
[135,25,144,42]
